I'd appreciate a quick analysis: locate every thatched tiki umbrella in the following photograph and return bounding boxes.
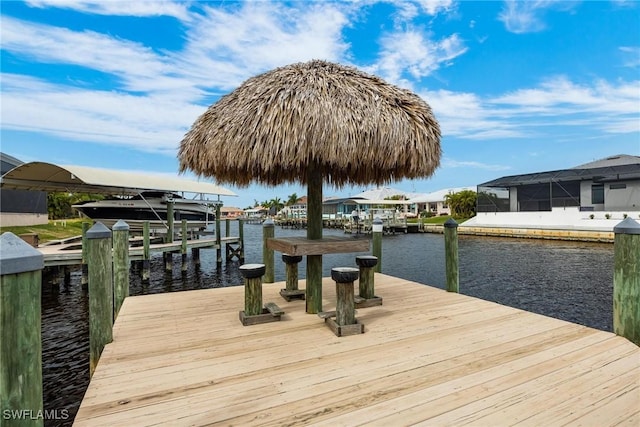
[179,60,441,314]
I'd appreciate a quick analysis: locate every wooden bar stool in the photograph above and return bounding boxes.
[355,255,382,308]
[279,254,305,301]
[238,263,284,326]
[319,267,364,337]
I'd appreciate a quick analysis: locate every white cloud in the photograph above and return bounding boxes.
[498,0,578,34]
[0,16,199,99]
[620,46,640,68]
[421,89,523,139]
[174,2,351,91]
[491,76,640,134]
[419,76,640,141]
[442,158,512,171]
[25,0,192,21]
[373,30,467,85]
[389,0,456,21]
[0,73,201,152]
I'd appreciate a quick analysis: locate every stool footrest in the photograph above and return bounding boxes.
[317,310,336,319]
[325,317,364,337]
[280,289,306,301]
[265,302,285,316]
[317,309,358,319]
[239,307,283,326]
[355,296,383,308]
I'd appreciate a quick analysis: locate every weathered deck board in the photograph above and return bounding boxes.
[74,274,640,426]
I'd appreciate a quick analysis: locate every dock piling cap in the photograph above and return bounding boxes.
[613,217,640,235]
[0,232,44,275]
[263,218,275,227]
[444,218,458,228]
[87,221,112,239]
[113,219,130,231]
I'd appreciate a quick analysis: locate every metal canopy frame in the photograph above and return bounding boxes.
[0,162,237,199]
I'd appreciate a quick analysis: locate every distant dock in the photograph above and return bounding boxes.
[37,236,241,267]
[74,274,639,426]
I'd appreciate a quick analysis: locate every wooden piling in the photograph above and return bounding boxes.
[280,254,305,301]
[193,248,200,267]
[164,252,173,272]
[215,204,222,268]
[112,220,130,320]
[142,221,150,282]
[238,218,245,263]
[283,254,302,292]
[444,218,459,293]
[356,255,378,299]
[81,221,90,288]
[166,201,174,244]
[181,220,188,273]
[51,265,65,286]
[613,217,640,346]
[306,164,323,314]
[0,233,44,425]
[334,269,357,326]
[86,222,113,378]
[372,217,383,273]
[325,267,364,337]
[263,218,275,283]
[241,264,265,316]
[225,219,231,261]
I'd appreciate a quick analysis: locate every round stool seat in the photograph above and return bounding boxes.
[239,263,266,279]
[282,254,303,264]
[331,267,359,283]
[355,255,378,268]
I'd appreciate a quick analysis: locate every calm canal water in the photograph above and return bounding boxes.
[41,223,614,426]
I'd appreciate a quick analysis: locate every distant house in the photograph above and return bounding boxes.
[410,187,476,216]
[280,196,307,218]
[477,154,640,213]
[220,206,244,218]
[243,206,268,219]
[0,153,48,226]
[322,197,363,218]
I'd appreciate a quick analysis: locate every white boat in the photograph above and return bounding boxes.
[73,191,218,230]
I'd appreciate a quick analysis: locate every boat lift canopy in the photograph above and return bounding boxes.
[0,162,237,198]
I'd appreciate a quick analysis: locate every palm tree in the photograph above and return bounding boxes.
[286,193,299,206]
[270,197,284,215]
[444,190,477,218]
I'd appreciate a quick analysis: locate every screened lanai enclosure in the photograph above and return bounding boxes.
[477,155,640,213]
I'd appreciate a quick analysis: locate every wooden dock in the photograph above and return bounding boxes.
[74,274,639,426]
[37,236,241,267]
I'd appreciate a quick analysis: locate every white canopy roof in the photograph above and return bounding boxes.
[0,162,236,197]
[350,199,414,206]
[350,187,421,200]
[410,187,475,203]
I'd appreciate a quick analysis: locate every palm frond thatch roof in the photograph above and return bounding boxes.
[178,60,441,188]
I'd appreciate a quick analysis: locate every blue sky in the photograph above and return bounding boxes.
[1,0,639,209]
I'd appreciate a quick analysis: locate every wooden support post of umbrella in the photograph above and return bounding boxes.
[178,60,441,315]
